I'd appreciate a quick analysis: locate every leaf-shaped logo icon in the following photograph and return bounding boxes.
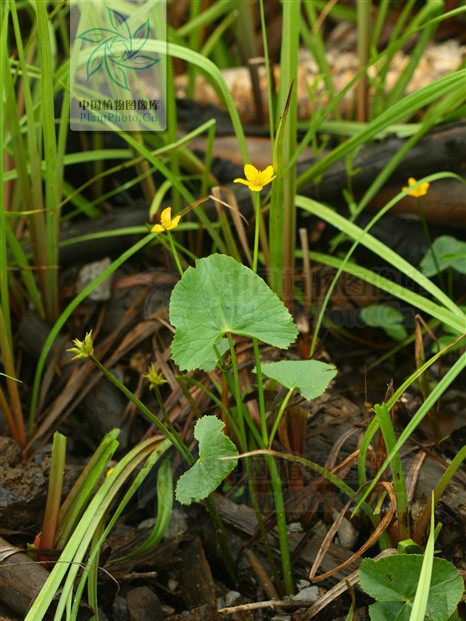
[87,51,103,80]
[77,28,116,44]
[105,55,130,91]
[106,7,131,42]
[76,6,159,92]
[118,54,160,71]
[132,18,150,54]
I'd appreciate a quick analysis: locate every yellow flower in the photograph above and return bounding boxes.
[151,207,181,233]
[402,177,430,198]
[67,330,94,360]
[234,164,276,192]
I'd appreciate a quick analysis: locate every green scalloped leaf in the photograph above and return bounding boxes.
[169,254,298,371]
[175,416,238,505]
[359,555,464,621]
[421,235,466,277]
[258,360,337,400]
[360,305,408,342]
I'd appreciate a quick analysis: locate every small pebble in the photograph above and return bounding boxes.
[138,517,156,531]
[332,508,359,549]
[97,608,109,621]
[77,257,113,301]
[292,585,319,602]
[224,590,241,606]
[168,578,179,591]
[162,605,176,616]
[313,519,329,539]
[126,586,162,621]
[112,596,128,621]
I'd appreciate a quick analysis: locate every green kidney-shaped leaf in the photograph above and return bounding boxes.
[175,416,238,505]
[169,254,298,371]
[258,360,337,400]
[420,235,466,277]
[360,305,408,341]
[360,555,464,621]
[368,600,407,620]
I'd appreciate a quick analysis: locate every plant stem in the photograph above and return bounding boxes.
[227,333,248,449]
[357,0,371,123]
[250,183,268,446]
[179,374,243,441]
[375,403,410,540]
[90,355,192,464]
[253,191,261,274]
[225,336,284,590]
[413,444,466,543]
[259,0,275,148]
[40,431,67,552]
[266,454,294,594]
[153,384,180,439]
[228,333,293,594]
[279,0,299,306]
[252,338,268,445]
[416,197,446,291]
[91,355,237,579]
[268,387,294,449]
[0,306,26,448]
[204,494,236,583]
[167,230,184,277]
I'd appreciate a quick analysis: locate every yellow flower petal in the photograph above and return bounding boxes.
[152,206,181,232]
[244,164,259,183]
[248,182,266,192]
[234,164,276,192]
[166,215,181,230]
[259,165,276,185]
[160,207,173,229]
[234,177,251,186]
[402,178,429,198]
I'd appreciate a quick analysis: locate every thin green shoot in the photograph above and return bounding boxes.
[409,494,436,621]
[268,387,294,449]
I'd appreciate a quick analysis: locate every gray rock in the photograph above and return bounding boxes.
[126,586,162,621]
[332,508,358,549]
[224,591,241,607]
[292,585,319,602]
[97,608,109,621]
[168,578,179,592]
[77,257,113,301]
[0,438,79,530]
[137,517,156,531]
[112,596,128,621]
